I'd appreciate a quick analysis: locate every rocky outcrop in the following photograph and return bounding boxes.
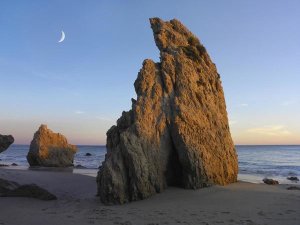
[0,134,14,153]
[0,178,57,200]
[0,164,9,167]
[263,178,279,185]
[27,125,77,167]
[287,186,300,190]
[97,18,238,204]
[287,176,299,182]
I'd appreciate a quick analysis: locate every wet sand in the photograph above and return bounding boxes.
[0,168,299,225]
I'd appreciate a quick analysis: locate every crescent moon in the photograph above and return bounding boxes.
[58,31,65,43]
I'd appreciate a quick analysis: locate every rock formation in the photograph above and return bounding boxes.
[0,178,57,200]
[27,125,77,167]
[0,134,14,153]
[287,176,299,182]
[97,18,238,204]
[287,186,300,190]
[263,178,279,185]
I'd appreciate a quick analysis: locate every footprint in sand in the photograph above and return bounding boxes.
[200,222,209,225]
[257,211,265,216]
[239,219,256,225]
[114,221,132,225]
[285,209,296,214]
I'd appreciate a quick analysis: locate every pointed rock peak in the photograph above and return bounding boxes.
[149,18,205,56]
[39,124,48,130]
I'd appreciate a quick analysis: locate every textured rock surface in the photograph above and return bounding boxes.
[97,18,238,204]
[27,125,77,167]
[0,178,57,200]
[0,134,14,153]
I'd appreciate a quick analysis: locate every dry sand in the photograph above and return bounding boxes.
[0,168,299,225]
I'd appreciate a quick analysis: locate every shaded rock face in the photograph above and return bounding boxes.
[0,134,14,153]
[27,125,77,167]
[97,18,238,204]
[0,178,57,200]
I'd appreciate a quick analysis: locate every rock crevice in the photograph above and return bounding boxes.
[97,18,238,204]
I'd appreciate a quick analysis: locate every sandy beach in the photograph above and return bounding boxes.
[0,168,299,225]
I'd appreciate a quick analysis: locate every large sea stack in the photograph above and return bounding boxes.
[0,134,14,153]
[97,18,238,204]
[27,125,77,167]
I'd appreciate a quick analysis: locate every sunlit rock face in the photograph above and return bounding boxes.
[97,18,238,204]
[0,134,14,153]
[27,125,77,167]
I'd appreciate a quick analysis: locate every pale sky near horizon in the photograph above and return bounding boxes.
[0,1,299,145]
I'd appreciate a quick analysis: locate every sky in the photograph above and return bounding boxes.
[0,0,299,145]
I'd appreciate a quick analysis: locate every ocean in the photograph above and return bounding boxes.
[0,145,299,184]
[237,145,300,184]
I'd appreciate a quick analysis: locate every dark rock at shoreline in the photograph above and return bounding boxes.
[97,18,238,204]
[27,125,77,167]
[287,186,300,190]
[287,176,299,182]
[11,163,18,166]
[0,134,14,153]
[263,178,279,185]
[0,178,19,193]
[74,164,87,169]
[85,153,92,156]
[0,164,9,167]
[0,178,57,200]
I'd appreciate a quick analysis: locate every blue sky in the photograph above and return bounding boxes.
[0,0,299,145]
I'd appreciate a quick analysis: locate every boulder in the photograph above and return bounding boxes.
[287,176,299,182]
[97,18,238,204]
[0,178,19,193]
[263,178,279,185]
[27,125,77,167]
[287,186,300,190]
[85,153,92,156]
[0,134,14,153]
[0,178,57,200]
[0,164,9,167]
[74,164,87,169]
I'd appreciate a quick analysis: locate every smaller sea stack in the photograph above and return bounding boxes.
[27,125,77,167]
[0,134,14,153]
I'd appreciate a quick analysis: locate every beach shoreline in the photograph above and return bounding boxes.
[1,163,299,185]
[1,167,299,225]
[1,144,300,186]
